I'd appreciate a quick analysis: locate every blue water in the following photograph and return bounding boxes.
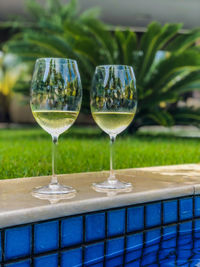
[104,219,200,266]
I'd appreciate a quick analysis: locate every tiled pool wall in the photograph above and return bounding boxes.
[0,195,200,266]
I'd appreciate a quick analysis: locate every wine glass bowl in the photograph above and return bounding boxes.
[31,58,82,195]
[91,65,137,191]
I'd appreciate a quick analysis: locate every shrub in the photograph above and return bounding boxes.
[2,0,200,130]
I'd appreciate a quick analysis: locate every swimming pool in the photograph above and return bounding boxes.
[0,165,200,266]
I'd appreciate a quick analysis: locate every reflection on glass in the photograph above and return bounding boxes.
[31,58,82,195]
[91,65,137,191]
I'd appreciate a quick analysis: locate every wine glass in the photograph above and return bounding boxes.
[30,58,82,195]
[91,65,137,190]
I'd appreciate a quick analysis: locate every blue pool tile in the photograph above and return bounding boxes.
[5,259,31,267]
[106,255,123,266]
[34,253,58,267]
[106,236,124,257]
[0,231,1,262]
[85,212,105,242]
[85,242,104,265]
[159,248,176,262]
[126,233,143,263]
[194,219,200,239]
[146,228,161,246]
[144,243,159,256]
[162,225,177,248]
[61,248,82,267]
[5,226,31,260]
[34,220,59,254]
[177,244,192,261]
[163,200,178,224]
[106,237,124,266]
[145,265,158,267]
[190,254,200,266]
[146,202,161,228]
[141,252,157,266]
[176,259,189,266]
[126,250,141,265]
[178,235,193,250]
[179,221,193,250]
[179,221,193,233]
[195,196,200,217]
[127,232,143,251]
[179,197,193,220]
[61,216,83,247]
[127,205,144,232]
[160,259,176,267]
[126,259,140,267]
[163,225,177,240]
[194,218,200,230]
[107,209,125,237]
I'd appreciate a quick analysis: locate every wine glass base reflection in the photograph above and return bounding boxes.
[32,192,76,204]
[93,179,132,190]
[33,183,76,195]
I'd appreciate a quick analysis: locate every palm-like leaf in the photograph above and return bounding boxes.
[80,17,115,63]
[146,50,200,91]
[170,71,200,94]
[147,109,175,127]
[167,28,200,53]
[114,29,137,65]
[137,22,182,84]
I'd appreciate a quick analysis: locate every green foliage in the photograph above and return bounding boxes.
[2,0,200,128]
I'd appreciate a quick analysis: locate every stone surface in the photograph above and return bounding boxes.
[0,164,199,228]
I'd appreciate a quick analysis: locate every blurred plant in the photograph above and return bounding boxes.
[0,52,29,120]
[2,0,200,129]
[115,24,200,130]
[2,0,115,111]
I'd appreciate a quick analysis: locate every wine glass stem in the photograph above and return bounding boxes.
[108,134,117,183]
[51,135,58,185]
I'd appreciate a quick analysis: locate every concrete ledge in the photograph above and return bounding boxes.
[0,164,199,228]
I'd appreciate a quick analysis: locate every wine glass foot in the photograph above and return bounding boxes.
[32,191,76,204]
[33,183,76,195]
[93,179,132,190]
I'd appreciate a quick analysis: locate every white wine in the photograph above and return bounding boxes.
[92,111,135,135]
[33,110,78,136]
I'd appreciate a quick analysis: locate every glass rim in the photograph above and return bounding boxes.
[96,64,134,70]
[36,57,77,65]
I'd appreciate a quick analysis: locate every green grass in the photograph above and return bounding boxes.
[0,126,200,179]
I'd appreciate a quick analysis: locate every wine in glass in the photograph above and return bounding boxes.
[31,58,82,194]
[91,65,137,190]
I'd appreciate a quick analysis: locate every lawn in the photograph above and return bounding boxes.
[0,125,200,179]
